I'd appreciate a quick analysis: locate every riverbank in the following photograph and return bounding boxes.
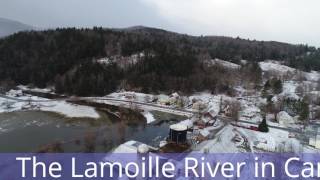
[0,89,100,119]
[0,108,187,153]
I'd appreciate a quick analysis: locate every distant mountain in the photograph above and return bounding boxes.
[0,18,34,37]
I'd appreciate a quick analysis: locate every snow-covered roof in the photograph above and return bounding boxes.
[200,129,210,137]
[170,124,188,131]
[178,119,193,129]
[171,92,179,97]
[194,125,239,153]
[277,111,295,125]
[157,94,170,103]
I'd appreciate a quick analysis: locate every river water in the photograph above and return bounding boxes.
[0,111,186,152]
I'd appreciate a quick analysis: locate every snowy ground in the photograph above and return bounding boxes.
[108,91,155,102]
[259,61,295,74]
[94,99,193,117]
[106,86,320,153]
[194,125,244,153]
[40,101,100,119]
[280,81,300,100]
[0,90,99,119]
[259,61,320,82]
[205,58,241,69]
[17,85,54,93]
[4,59,320,153]
[141,111,156,124]
[238,124,302,153]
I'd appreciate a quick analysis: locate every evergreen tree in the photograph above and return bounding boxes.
[273,79,283,94]
[299,101,309,123]
[264,80,271,90]
[251,62,263,88]
[240,62,262,89]
[262,80,271,97]
[258,117,269,132]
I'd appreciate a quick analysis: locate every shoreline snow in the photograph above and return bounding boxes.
[142,111,156,124]
[0,90,100,119]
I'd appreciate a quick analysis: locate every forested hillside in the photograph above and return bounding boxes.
[0,27,319,96]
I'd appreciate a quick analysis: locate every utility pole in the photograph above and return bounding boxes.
[219,96,223,115]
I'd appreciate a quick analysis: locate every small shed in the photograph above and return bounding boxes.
[169,124,188,144]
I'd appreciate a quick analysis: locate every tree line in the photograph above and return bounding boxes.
[0,27,318,96]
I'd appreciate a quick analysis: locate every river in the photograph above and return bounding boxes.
[0,110,186,152]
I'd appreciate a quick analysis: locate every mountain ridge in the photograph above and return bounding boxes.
[115,25,305,47]
[0,17,34,37]
[0,25,319,96]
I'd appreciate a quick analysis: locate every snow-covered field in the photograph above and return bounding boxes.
[40,101,100,119]
[259,61,295,74]
[0,90,99,119]
[17,85,53,93]
[260,61,320,82]
[206,58,241,69]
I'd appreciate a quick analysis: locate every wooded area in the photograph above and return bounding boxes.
[0,27,318,96]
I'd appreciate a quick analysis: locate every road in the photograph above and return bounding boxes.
[1,93,317,135]
[90,97,196,117]
[217,115,318,136]
[96,98,317,135]
[0,93,195,117]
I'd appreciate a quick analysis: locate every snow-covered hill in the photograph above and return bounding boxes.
[259,61,320,82]
[204,59,320,83]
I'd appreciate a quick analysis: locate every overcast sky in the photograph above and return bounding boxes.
[1,0,319,46]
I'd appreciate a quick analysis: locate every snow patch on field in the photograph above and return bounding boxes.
[40,101,99,119]
[259,61,295,73]
[208,59,241,69]
[17,85,54,93]
[305,71,320,82]
[259,61,320,82]
[0,90,99,119]
[280,81,300,100]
